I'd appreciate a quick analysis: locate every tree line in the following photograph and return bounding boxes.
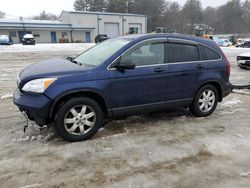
[73,0,250,34]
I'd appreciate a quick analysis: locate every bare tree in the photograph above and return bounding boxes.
[32,10,58,20]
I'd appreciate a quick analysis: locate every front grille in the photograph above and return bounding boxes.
[237,56,250,61]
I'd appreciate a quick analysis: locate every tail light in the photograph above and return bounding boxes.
[222,50,230,79]
[215,42,231,79]
[225,55,231,79]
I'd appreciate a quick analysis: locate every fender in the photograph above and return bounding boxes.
[49,88,109,118]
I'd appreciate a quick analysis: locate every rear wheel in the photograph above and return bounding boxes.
[190,85,218,117]
[55,97,103,142]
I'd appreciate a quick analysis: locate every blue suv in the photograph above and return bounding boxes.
[14,34,231,142]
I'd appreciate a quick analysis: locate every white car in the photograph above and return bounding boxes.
[22,34,35,45]
[214,38,232,47]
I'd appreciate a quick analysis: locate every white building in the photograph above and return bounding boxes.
[0,11,147,44]
[60,11,147,43]
[0,19,75,44]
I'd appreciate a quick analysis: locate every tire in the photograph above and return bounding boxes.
[55,97,103,142]
[190,85,219,117]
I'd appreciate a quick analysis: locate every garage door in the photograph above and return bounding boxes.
[104,23,119,38]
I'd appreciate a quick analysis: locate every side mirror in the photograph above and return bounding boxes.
[114,60,136,71]
[67,56,75,61]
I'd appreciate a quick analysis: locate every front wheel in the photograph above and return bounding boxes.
[190,85,218,117]
[55,97,103,142]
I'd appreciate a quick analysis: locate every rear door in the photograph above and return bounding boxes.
[166,39,205,103]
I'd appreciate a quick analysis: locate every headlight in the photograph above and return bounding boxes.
[22,78,57,93]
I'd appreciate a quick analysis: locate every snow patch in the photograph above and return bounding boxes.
[240,172,250,177]
[221,97,241,108]
[0,94,13,100]
[20,183,42,188]
[219,108,246,115]
[0,43,95,53]
[11,126,56,143]
[234,133,245,139]
[233,89,250,96]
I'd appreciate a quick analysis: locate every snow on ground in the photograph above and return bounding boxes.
[0,94,13,100]
[0,43,95,53]
[220,97,242,107]
[0,44,250,187]
[233,89,250,95]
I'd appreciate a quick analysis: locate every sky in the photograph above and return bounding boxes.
[0,0,232,18]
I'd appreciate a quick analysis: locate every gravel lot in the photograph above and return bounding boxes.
[0,44,250,188]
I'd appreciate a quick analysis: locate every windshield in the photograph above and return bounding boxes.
[23,34,34,39]
[75,38,130,66]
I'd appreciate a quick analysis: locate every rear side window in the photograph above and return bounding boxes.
[167,43,199,63]
[199,45,221,60]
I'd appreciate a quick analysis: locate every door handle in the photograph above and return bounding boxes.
[154,67,166,73]
[196,64,205,69]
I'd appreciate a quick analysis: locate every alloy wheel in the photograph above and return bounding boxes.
[198,89,216,113]
[64,105,96,136]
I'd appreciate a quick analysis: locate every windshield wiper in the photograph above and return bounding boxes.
[67,57,82,66]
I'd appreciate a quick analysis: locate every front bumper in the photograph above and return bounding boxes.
[238,62,250,70]
[13,89,52,126]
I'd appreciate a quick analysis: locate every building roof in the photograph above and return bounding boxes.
[60,10,147,18]
[0,18,69,25]
[0,18,94,31]
[0,18,71,30]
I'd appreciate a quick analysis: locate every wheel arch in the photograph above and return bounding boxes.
[197,81,223,102]
[50,90,109,120]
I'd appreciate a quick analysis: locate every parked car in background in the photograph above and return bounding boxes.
[14,34,231,142]
[95,34,109,43]
[214,38,232,47]
[237,52,250,70]
[237,38,245,46]
[236,39,250,48]
[0,35,13,45]
[22,34,35,45]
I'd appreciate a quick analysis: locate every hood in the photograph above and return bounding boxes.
[238,52,250,57]
[20,58,93,81]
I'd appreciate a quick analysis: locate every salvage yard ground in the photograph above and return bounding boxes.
[0,44,250,188]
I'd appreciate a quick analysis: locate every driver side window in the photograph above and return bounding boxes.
[121,43,165,66]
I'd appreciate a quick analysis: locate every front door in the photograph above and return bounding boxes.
[51,32,57,43]
[85,32,91,43]
[106,39,169,112]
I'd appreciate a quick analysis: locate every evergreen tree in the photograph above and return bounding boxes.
[32,10,58,20]
[74,0,106,12]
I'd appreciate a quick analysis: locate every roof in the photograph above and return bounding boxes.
[60,10,147,18]
[0,18,94,31]
[0,18,69,25]
[118,33,219,48]
[0,18,71,30]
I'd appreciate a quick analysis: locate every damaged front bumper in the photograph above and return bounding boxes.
[237,59,250,70]
[13,89,52,126]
